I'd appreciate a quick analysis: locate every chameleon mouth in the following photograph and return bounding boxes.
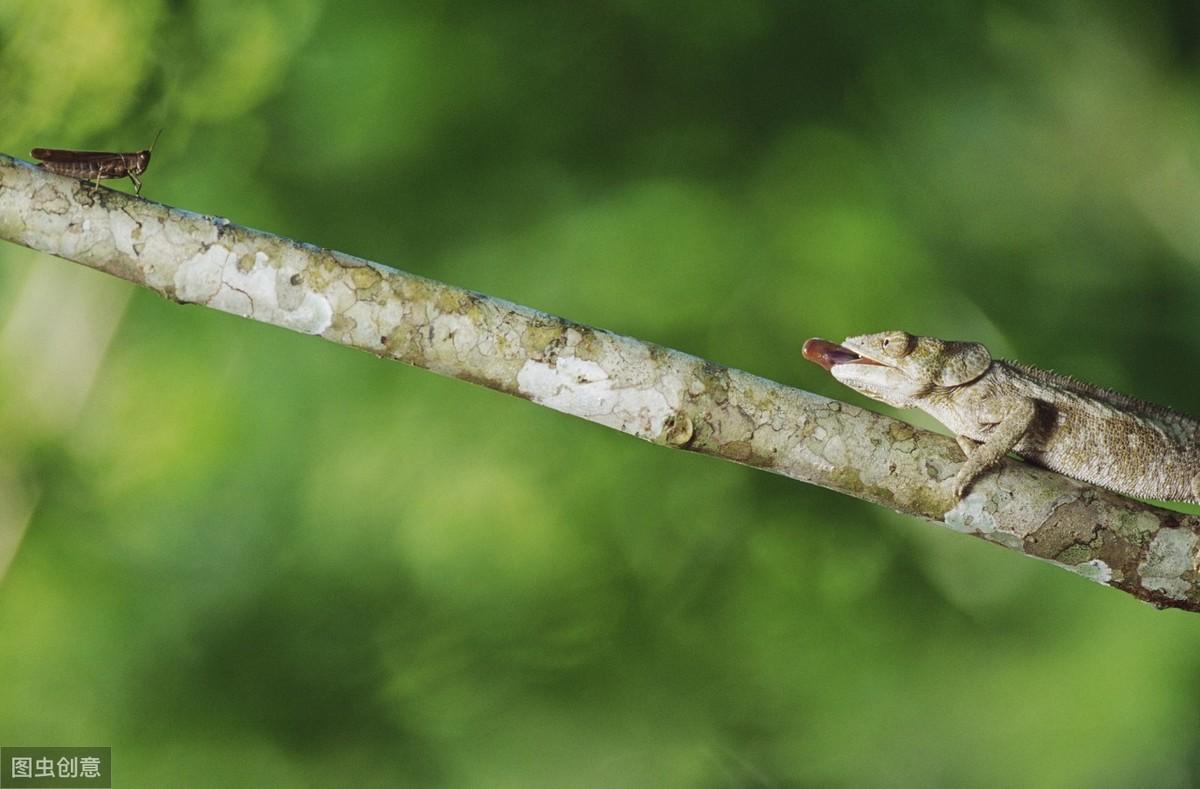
[802,338,885,372]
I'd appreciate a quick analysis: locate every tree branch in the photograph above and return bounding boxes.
[2,152,1197,612]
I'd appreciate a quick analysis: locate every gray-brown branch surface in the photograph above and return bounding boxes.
[2,152,1197,612]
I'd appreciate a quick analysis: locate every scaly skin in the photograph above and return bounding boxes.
[804,331,1200,503]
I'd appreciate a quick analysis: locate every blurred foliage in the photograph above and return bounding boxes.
[3,1,1200,786]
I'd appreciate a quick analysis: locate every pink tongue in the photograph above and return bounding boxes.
[802,338,882,372]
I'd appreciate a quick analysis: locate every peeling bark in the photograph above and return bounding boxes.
[2,153,1198,612]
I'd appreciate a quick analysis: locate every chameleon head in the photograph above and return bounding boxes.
[815,331,992,408]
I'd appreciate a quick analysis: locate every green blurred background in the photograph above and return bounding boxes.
[3,1,1200,786]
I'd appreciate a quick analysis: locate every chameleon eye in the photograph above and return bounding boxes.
[880,331,915,358]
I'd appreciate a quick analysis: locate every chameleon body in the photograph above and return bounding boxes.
[803,332,1200,503]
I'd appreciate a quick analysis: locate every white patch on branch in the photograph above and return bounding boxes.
[517,356,675,437]
[174,245,332,334]
[1073,559,1113,586]
[175,245,229,303]
[1139,527,1199,600]
[431,312,478,353]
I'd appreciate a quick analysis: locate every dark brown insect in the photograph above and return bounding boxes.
[31,129,162,195]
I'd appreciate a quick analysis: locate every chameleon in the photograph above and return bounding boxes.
[802,331,1200,504]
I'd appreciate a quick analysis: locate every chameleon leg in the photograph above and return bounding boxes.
[953,399,1036,498]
